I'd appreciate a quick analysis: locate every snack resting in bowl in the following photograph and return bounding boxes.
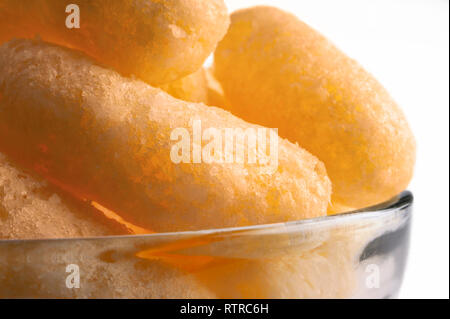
[0,153,129,239]
[0,2,415,299]
[213,6,415,211]
[0,0,230,86]
[0,39,331,232]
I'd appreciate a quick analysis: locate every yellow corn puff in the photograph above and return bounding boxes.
[214,6,416,209]
[0,0,230,85]
[0,153,129,239]
[0,39,331,232]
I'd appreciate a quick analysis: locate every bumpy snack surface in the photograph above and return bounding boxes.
[0,39,331,232]
[0,0,229,85]
[214,6,416,209]
[0,153,129,239]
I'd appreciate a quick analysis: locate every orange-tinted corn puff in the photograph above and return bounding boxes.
[0,39,331,232]
[0,0,230,85]
[214,6,416,209]
[0,153,130,239]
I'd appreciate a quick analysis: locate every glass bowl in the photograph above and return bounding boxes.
[0,191,413,299]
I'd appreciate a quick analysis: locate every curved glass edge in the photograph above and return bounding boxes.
[0,191,413,244]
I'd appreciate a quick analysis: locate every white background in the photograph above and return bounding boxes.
[224,0,449,299]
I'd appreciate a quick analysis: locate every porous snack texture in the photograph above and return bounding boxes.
[0,39,331,233]
[0,0,230,85]
[214,6,416,210]
[0,1,416,300]
[0,153,129,239]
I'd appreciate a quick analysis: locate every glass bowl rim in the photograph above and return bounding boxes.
[0,190,413,244]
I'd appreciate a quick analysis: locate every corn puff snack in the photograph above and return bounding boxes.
[0,0,230,85]
[0,153,129,239]
[0,39,331,232]
[214,6,416,209]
